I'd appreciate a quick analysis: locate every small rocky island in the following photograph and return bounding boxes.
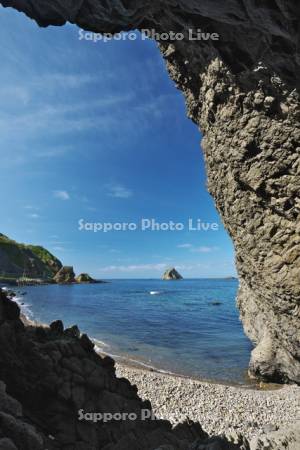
[53,267,102,284]
[75,273,97,283]
[162,267,183,280]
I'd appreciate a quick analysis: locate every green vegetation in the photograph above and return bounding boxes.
[0,233,62,282]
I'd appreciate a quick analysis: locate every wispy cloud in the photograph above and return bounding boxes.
[37,145,73,159]
[177,243,219,253]
[24,205,39,210]
[99,263,167,273]
[53,190,70,201]
[32,73,99,90]
[106,184,133,199]
[52,246,66,252]
[27,213,40,219]
[191,246,219,253]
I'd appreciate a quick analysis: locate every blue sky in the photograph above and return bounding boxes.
[0,7,236,278]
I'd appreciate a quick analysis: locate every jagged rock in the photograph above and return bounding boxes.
[50,319,64,334]
[80,333,95,352]
[162,268,183,280]
[65,325,81,339]
[53,266,75,284]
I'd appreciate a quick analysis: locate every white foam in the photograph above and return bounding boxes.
[150,291,161,295]
[92,337,178,376]
[14,296,34,319]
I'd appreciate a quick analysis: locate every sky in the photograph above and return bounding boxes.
[0,6,237,279]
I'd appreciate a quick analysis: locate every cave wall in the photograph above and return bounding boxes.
[1,0,299,384]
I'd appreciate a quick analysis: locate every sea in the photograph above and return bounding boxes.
[6,278,253,385]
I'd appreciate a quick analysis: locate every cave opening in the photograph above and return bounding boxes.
[0,7,256,385]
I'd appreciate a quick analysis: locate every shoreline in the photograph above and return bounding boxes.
[11,292,300,441]
[13,292,280,391]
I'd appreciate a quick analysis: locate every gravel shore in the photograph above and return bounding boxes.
[116,363,300,440]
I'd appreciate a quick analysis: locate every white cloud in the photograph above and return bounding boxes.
[28,213,40,219]
[106,184,133,199]
[177,243,219,253]
[53,190,70,201]
[191,246,219,253]
[99,263,167,273]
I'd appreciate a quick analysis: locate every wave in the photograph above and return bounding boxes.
[13,295,34,319]
[149,291,161,295]
[92,337,178,376]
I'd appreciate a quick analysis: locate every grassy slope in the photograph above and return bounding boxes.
[0,234,62,281]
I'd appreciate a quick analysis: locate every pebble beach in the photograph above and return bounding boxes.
[116,363,300,441]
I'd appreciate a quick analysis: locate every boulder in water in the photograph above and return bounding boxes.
[75,273,96,283]
[162,268,183,280]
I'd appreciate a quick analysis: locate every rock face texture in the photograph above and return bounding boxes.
[0,290,252,450]
[54,266,76,284]
[162,268,183,280]
[76,273,97,283]
[1,1,299,383]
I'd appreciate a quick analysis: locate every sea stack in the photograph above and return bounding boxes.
[75,273,96,283]
[53,266,75,284]
[162,268,183,280]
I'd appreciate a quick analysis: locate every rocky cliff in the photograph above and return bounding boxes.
[0,233,62,281]
[1,0,299,384]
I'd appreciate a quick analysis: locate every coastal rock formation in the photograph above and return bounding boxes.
[76,273,97,283]
[162,268,183,281]
[0,233,62,282]
[53,266,76,284]
[0,290,251,450]
[1,0,300,384]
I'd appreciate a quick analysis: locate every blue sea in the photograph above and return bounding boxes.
[11,279,253,384]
